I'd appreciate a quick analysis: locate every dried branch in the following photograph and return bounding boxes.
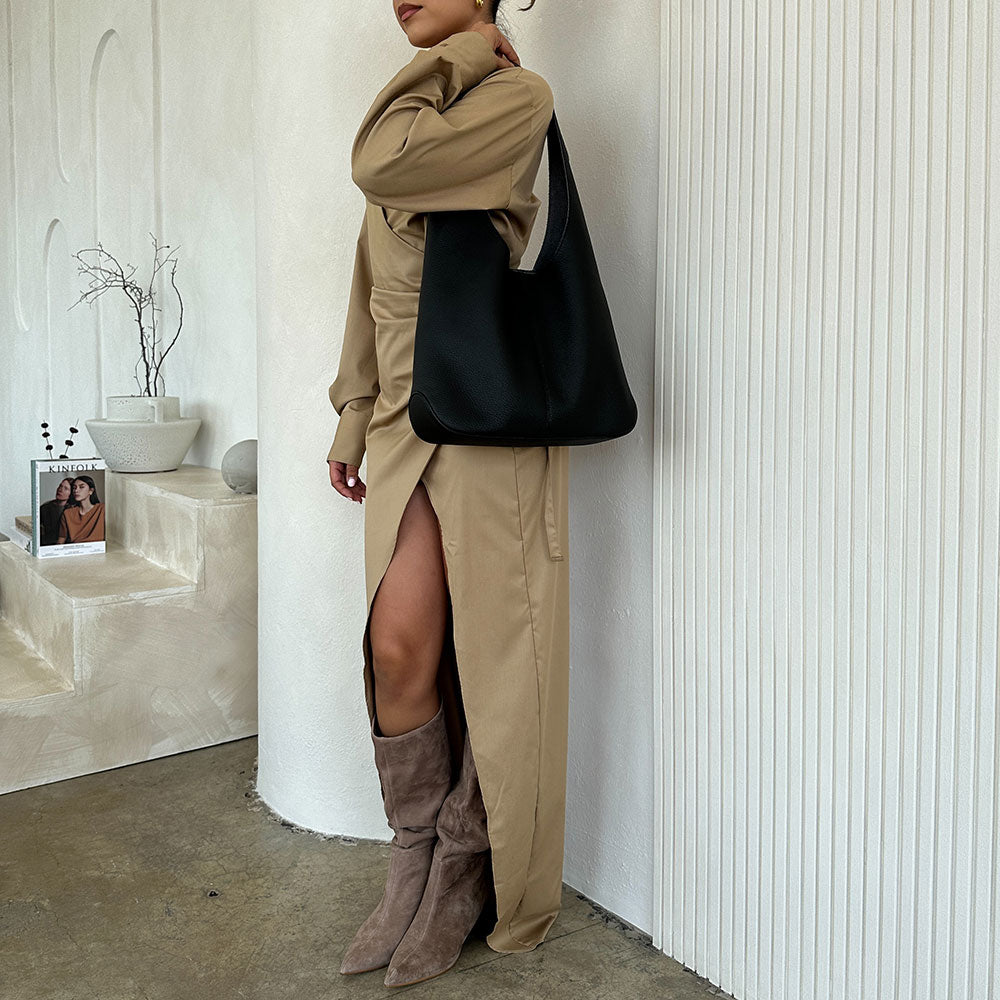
[68,234,184,396]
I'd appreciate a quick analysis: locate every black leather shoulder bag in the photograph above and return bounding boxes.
[408,109,638,447]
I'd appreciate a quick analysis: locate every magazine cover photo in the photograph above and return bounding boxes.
[30,459,108,557]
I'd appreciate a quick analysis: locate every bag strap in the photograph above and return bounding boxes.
[533,110,573,270]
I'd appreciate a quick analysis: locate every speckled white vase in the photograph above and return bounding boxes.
[85,395,201,473]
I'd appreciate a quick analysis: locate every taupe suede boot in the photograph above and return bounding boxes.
[383,724,491,988]
[339,700,453,975]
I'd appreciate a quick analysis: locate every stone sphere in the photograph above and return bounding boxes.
[222,439,258,494]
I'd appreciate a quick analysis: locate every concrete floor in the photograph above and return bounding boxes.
[0,737,733,1000]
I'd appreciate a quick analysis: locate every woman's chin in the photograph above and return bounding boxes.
[400,15,458,49]
[405,29,441,47]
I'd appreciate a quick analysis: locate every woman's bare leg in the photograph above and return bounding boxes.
[368,480,449,737]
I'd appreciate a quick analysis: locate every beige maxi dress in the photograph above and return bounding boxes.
[325,30,570,954]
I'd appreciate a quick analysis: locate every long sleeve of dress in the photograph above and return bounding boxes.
[326,209,380,467]
[350,30,553,212]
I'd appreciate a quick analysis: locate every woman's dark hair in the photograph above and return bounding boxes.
[72,475,102,505]
[491,0,537,33]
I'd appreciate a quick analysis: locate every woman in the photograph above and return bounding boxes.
[57,476,105,544]
[39,478,74,546]
[326,0,569,988]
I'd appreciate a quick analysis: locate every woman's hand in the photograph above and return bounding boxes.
[329,460,366,503]
[466,23,520,69]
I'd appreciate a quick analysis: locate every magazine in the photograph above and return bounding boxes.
[30,458,108,558]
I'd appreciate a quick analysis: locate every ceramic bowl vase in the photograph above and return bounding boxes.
[86,395,201,473]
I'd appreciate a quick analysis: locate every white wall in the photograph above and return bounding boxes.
[654,3,1000,999]
[251,0,662,940]
[0,1,256,535]
[541,0,660,936]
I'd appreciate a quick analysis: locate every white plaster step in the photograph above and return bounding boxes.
[0,618,73,703]
[0,538,197,608]
[0,464,257,796]
[0,539,198,673]
[104,465,242,582]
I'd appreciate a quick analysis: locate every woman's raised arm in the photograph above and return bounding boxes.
[351,30,552,213]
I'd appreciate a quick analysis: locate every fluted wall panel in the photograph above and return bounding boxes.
[653,3,1000,999]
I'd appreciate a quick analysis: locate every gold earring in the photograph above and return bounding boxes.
[476,0,484,7]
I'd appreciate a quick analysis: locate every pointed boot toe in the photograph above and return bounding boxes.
[383,941,458,988]
[381,944,461,988]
